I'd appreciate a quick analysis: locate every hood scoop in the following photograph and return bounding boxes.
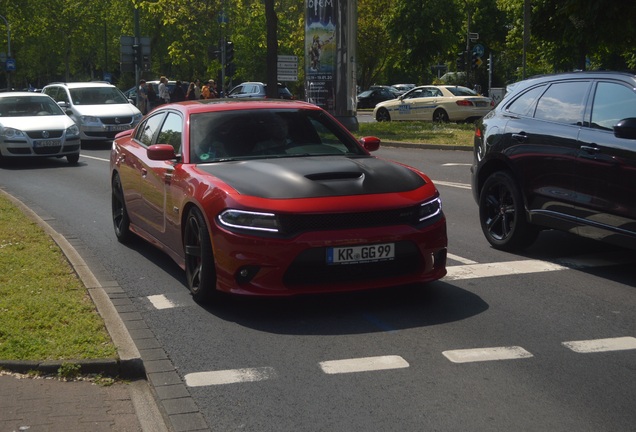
[306,172,363,181]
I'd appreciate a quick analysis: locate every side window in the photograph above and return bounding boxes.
[157,112,183,154]
[590,82,636,131]
[136,113,165,147]
[534,81,589,124]
[506,85,546,116]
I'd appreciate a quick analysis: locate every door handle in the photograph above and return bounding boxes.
[512,133,528,142]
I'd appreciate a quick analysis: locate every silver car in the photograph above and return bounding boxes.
[0,92,80,164]
[42,82,143,144]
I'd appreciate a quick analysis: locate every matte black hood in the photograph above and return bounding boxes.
[197,155,426,199]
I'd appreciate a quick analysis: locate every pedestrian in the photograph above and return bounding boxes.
[193,79,201,100]
[147,83,157,110]
[158,76,170,105]
[172,80,186,102]
[136,79,148,114]
[186,82,197,100]
[201,80,218,99]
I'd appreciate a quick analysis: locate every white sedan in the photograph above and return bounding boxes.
[373,85,494,123]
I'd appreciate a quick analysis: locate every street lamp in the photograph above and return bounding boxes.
[0,14,11,90]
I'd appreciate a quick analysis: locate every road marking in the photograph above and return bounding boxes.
[147,294,176,310]
[319,355,409,374]
[445,259,568,280]
[81,154,110,162]
[443,346,533,363]
[447,253,478,265]
[433,180,471,190]
[185,367,277,387]
[562,337,636,353]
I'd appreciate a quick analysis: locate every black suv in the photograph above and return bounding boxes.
[471,71,636,251]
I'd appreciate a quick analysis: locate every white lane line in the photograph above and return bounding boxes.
[80,154,110,162]
[147,294,177,310]
[447,253,478,265]
[445,259,568,281]
[185,367,277,387]
[319,355,409,374]
[562,337,636,353]
[433,180,471,190]
[443,346,533,363]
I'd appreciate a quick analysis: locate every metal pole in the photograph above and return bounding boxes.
[0,14,11,90]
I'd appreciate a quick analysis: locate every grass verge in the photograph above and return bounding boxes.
[0,193,117,361]
[357,118,475,147]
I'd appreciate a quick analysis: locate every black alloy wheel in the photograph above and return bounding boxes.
[184,207,216,303]
[433,108,449,123]
[375,107,391,122]
[111,173,132,243]
[478,171,538,251]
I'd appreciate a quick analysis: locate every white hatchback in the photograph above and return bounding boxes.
[42,82,143,144]
[0,92,81,164]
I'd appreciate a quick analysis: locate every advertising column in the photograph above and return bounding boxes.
[305,0,358,130]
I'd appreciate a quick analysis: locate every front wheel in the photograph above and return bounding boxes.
[111,173,132,243]
[184,207,217,303]
[67,153,80,164]
[375,107,391,122]
[478,171,538,251]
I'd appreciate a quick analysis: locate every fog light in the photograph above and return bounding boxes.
[235,266,260,284]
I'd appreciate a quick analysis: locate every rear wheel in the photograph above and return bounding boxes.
[184,207,217,303]
[433,108,449,123]
[375,107,391,122]
[111,173,132,243]
[478,171,539,251]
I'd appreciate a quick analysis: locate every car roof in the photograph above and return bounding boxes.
[153,99,318,115]
[505,70,636,95]
[43,82,117,89]
[0,91,49,98]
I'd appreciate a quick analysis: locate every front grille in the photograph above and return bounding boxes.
[283,241,422,287]
[7,147,30,155]
[34,146,62,155]
[100,117,132,125]
[278,206,421,236]
[26,130,64,139]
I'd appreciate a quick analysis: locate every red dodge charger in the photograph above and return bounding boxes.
[110,99,447,302]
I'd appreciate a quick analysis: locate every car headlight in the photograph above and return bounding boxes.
[419,197,442,222]
[80,115,100,124]
[1,127,25,139]
[133,113,143,122]
[66,124,80,138]
[218,209,279,233]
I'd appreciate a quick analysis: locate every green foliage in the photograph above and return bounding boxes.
[0,0,634,93]
[357,121,474,146]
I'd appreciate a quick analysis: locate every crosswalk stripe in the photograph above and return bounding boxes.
[185,367,277,387]
[443,346,534,363]
[319,355,409,374]
[562,337,636,353]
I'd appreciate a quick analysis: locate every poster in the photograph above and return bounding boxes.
[305,0,336,111]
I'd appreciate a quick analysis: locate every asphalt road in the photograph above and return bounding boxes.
[1,144,635,432]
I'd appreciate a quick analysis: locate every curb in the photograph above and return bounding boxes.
[0,188,144,380]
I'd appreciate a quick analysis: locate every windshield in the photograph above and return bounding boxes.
[69,87,129,105]
[0,96,65,117]
[445,86,478,97]
[190,108,367,163]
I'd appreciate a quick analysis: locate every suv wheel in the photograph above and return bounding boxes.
[479,171,539,251]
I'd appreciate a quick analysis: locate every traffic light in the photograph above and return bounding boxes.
[225,41,234,63]
[456,52,465,72]
[132,44,140,68]
[487,56,492,73]
[471,51,479,70]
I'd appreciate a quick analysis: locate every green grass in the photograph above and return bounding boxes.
[357,119,475,147]
[0,194,117,361]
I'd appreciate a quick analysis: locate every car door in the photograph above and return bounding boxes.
[574,79,636,245]
[138,111,184,248]
[501,80,591,229]
[394,87,433,120]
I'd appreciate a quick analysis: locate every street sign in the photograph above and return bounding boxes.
[278,55,298,62]
[277,55,298,82]
[5,58,15,72]
[472,44,485,58]
[468,32,479,41]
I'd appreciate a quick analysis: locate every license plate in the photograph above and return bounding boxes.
[326,243,395,265]
[35,139,61,147]
[107,125,129,132]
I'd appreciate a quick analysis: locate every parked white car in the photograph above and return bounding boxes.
[0,92,80,164]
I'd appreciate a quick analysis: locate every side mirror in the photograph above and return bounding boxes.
[148,144,177,161]
[359,136,381,152]
[614,118,636,140]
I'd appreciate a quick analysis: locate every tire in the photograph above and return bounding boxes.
[184,207,217,303]
[433,108,449,123]
[478,171,539,251]
[111,173,132,243]
[375,107,391,122]
[67,153,80,164]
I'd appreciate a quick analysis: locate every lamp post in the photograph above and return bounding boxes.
[0,14,11,90]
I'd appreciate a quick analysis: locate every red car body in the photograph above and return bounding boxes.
[110,99,447,301]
